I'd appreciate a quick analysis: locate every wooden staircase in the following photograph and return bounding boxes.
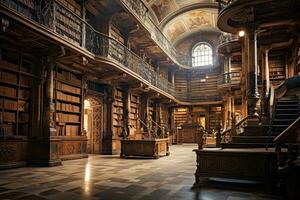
[221,95,299,149]
[194,76,300,188]
[271,97,299,136]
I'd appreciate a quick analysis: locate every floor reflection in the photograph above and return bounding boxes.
[0,145,282,200]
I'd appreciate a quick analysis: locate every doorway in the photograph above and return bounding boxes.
[84,98,103,154]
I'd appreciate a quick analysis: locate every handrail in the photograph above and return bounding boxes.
[274,117,300,167]
[221,115,254,143]
[221,115,249,135]
[150,118,164,131]
[274,117,300,143]
[138,118,148,129]
[216,0,235,13]
[218,71,240,85]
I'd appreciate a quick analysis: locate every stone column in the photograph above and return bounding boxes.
[247,28,260,120]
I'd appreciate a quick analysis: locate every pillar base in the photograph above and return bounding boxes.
[28,135,62,167]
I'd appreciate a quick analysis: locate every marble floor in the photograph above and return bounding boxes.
[0,144,282,200]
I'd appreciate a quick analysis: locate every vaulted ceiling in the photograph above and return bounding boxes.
[145,0,220,44]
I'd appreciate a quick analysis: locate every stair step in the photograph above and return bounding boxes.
[276,109,298,114]
[273,119,295,125]
[275,114,299,119]
[221,142,276,148]
[276,105,298,109]
[231,136,275,143]
[277,100,298,104]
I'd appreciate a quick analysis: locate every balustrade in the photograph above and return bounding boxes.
[0,0,219,103]
[119,0,192,66]
[217,0,235,13]
[218,72,240,85]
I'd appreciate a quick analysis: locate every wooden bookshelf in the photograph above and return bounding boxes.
[54,67,83,137]
[113,88,124,136]
[175,74,188,94]
[55,0,82,45]
[173,107,188,127]
[129,93,140,135]
[208,106,222,134]
[269,55,286,86]
[0,57,33,137]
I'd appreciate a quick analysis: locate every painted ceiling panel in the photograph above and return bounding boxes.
[146,0,216,23]
[162,8,219,43]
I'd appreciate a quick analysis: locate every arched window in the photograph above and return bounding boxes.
[192,43,213,67]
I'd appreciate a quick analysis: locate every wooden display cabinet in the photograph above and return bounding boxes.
[120,138,170,159]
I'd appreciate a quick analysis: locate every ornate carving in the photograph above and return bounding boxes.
[93,105,102,143]
[0,144,15,162]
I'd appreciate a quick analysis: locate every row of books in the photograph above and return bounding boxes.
[57,124,80,136]
[56,91,80,103]
[56,112,80,123]
[57,82,81,95]
[56,102,80,112]
[56,70,81,85]
[0,71,17,83]
[0,85,17,97]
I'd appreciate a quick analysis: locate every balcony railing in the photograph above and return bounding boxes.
[217,0,235,13]
[0,0,220,103]
[119,0,192,67]
[219,33,239,43]
[218,72,241,85]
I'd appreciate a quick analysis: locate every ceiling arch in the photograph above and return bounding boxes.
[145,0,220,44]
[162,8,219,43]
[145,0,217,23]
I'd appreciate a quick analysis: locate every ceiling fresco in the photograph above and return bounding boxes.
[145,0,216,23]
[162,8,219,43]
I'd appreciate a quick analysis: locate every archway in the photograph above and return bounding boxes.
[84,97,103,154]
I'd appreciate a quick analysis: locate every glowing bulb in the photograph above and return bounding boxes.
[238,30,245,37]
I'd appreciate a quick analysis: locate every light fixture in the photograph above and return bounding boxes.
[238,30,245,37]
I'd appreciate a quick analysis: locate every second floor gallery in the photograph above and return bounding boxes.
[0,0,300,200]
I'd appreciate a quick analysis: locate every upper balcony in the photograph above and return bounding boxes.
[217,33,241,56]
[217,71,241,91]
[0,0,218,104]
[118,0,191,67]
[216,0,299,34]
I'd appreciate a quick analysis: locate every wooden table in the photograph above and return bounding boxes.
[120,138,170,159]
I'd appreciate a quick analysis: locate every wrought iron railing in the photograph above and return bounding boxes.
[0,0,219,103]
[219,33,239,43]
[119,0,192,66]
[216,0,235,13]
[218,72,241,85]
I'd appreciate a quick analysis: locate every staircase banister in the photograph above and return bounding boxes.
[150,118,164,130]
[138,117,148,128]
[274,117,300,144]
[235,116,250,127]
[221,128,231,135]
